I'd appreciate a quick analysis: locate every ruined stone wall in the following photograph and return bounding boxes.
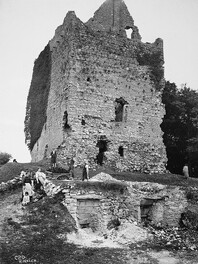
[63,33,166,172]
[32,22,166,173]
[127,182,188,227]
[43,179,131,232]
[86,0,134,35]
[62,187,131,232]
[30,12,86,161]
[43,178,188,229]
[28,1,167,173]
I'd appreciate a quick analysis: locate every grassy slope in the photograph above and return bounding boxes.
[0,160,50,184]
[1,162,198,263]
[1,161,198,188]
[0,191,128,264]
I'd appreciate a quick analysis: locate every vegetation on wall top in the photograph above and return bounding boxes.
[161,81,198,176]
[135,44,164,90]
[24,44,51,151]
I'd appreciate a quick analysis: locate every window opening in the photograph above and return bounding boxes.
[81,119,86,125]
[87,77,91,82]
[96,136,108,165]
[115,98,128,122]
[44,144,48,159]
[125,27,133,39]
[118,146,124,157]
[63,111,70,129]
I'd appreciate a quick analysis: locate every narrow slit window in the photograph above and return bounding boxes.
[63,111,70,129]
[118,146,124,157]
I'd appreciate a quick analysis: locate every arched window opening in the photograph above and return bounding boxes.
[125,26,133,39]
[118,146,124,157]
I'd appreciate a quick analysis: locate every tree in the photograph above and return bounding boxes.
[161,81,198,176]
[0,152,12,166]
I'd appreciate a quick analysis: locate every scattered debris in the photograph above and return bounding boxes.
[135,225,198,252]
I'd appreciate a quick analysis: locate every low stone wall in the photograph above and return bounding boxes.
[0,175,22,194]
[43,179,63,196]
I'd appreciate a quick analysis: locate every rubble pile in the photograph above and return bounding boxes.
[181,209,198,230]
[138,226,198,251]
[90,173,119,182]
[110,222,150,245]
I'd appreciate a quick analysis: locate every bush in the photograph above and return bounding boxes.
[0,152,12,165]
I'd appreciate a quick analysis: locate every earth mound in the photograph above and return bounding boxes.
[90,172,120,182]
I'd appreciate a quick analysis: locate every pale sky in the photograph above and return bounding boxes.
[0,0,198,162]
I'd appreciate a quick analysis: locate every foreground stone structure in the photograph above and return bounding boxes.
[25,0,167,173]
[42,174,188,231]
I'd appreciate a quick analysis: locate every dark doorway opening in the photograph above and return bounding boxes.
[140,199,154,224]
[77,199,100,230]
[96,137,108,165]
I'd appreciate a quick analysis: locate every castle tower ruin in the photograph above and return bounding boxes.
[25,0,167,173]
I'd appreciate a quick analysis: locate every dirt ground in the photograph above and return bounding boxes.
[0,190,24,242]
[1,189,198,264]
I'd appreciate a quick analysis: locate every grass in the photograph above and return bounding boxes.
[1,162,198,263]
[1,161,198,188]
[112,171,198,188]
[59,180,128,193]
[0,160,50,184]
[0,191,128,264]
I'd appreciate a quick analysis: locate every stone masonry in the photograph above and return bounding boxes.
[25,0,167,173]
[42,177,188,231]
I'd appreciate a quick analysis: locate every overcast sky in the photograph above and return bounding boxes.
[0,0,198,162]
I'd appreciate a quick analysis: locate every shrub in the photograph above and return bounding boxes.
[0,152,12,165]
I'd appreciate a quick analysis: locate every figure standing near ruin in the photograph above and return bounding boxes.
[28,169,35,189]
[183,163,189,178]
[82,160,89,181]
[20,170,26,181]
[35,168,46,189]
[22,170,34,204]
[20,170,27,201]
[69,158,75,179]
[50,149,57,171]
[22,192,30,205]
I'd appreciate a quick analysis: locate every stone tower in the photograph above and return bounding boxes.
[25,0,167,173]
